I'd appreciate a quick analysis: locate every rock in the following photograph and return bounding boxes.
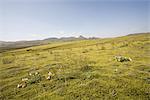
[17,84,22,88]
[115,69,118,72]
[22,78,29,82]
[128,57,132,61]
[115,56,132,62]
[29,71,39,76]
[17,82,27,88]
[29,73,32,76]
[22,82,27,88]
[46,76,51,80]
[46,72,54,80]
[48,72,52,76]
[35,72,39,75]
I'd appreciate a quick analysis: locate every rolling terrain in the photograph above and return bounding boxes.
[0,35,89,53]
[0,33,150,100]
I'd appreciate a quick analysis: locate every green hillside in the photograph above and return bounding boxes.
[0,33,150,100]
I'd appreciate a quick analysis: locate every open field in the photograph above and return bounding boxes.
[0,33,150,100]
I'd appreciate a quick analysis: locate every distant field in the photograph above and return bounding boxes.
[0,33,150,100]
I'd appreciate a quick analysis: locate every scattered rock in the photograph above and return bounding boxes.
[112,90,117,96]
[46,72,54,80]
[35,72,39,75]
[17,82,27,88]
[115,56,132,62]
[22,83,27,88]
[29,71,39,76]
[48,72,53,76]
[46,76,51,80]
[17,84,22,88]
[115,69,118,72]
[22,78,29,82]
[29,73,32,76]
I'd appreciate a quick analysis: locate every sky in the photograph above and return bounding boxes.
[0,0,149,41]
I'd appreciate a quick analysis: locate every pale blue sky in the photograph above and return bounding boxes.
[0,0,149,41]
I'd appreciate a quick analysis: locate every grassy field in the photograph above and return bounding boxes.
[0,33,150,100]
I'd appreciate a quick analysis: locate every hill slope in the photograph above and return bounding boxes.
[0,36,88,53]
[0,33,150,100]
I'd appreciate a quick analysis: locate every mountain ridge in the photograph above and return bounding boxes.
[0,33,149,52]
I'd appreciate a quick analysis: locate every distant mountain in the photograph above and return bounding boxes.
[0,35,90,52]
[1,32,148,52]
[78,35,87,39]
[1,33,148,53]
[44,35,87,41]
[0,41,5,43]
[127,32,150,36]
[0,40,44,52]
[44,37,58,41]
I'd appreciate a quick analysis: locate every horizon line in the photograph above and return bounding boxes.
[0,32,149,42]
